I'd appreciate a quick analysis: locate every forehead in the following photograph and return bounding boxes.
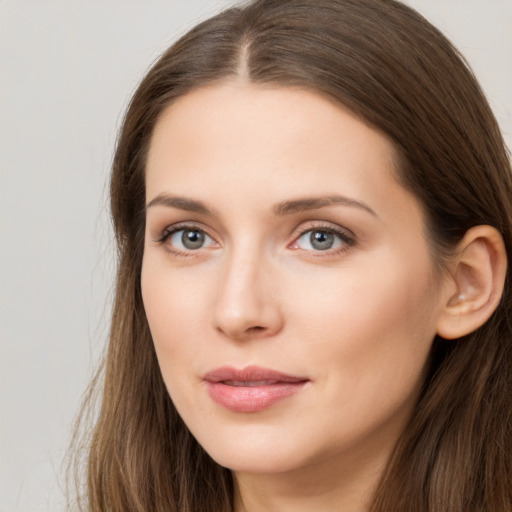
[145,83,418,223]
[147,83,397,168]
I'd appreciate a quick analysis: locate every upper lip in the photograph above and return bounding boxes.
[203,365,308,384]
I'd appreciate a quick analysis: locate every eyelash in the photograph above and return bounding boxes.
[154,222,217,257]
[154,222,355,257]
[290,222,355,256]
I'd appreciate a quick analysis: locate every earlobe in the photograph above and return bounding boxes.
[436,225,507,340]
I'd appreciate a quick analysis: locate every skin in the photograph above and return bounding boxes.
[141,83,454,512]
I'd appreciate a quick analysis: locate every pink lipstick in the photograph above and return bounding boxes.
[203,366,308,413]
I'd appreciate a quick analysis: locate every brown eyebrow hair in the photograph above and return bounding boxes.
[272,195,377,217]
[146,193,377,217]
[146,194,212,215]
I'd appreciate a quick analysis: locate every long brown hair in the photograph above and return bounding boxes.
[72,1,512,510]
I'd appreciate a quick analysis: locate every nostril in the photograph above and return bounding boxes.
[243,325,270,338]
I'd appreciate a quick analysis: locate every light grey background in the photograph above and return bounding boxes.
[1,1,510,511]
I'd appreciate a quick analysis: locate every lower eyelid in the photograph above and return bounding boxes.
[158,226,219,255]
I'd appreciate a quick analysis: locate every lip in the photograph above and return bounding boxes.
[203,365,309,413]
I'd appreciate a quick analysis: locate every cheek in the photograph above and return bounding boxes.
[286,250,439,394]
[141,262,206,367]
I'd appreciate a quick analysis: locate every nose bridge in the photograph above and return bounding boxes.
[213,240,282,339]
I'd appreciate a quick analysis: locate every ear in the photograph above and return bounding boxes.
[436,225,507,340]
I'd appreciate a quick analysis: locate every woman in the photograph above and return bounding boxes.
[74,0,512,510]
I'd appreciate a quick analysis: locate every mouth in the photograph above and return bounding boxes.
[222,379,290,386]
[203,365,309,413]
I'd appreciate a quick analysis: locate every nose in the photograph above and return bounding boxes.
[212,249,284,341]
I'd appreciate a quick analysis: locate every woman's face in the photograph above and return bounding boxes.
[142,84,449,477]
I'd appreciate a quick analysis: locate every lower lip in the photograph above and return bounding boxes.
[206,381,307,413]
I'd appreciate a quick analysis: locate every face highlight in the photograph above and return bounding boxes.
[141,84,448,481]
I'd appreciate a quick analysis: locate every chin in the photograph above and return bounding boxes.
[208,445,305,475]
[191,423,308,474]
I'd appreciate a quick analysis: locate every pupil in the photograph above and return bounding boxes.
[311,230,334,250]
[182,230,205,249]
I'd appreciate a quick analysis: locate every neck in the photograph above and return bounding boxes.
[233,441,390,512]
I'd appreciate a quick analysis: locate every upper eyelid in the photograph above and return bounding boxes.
[291,220,355,239]
[292,227,354,248]
[157,221,216,240]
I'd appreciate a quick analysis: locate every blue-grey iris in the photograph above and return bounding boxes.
[182,230,205,249]
[311,231,334,250]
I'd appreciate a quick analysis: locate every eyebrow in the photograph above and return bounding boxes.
[273,195,378,217]
[146,194,212,215]
[146,193,377,217]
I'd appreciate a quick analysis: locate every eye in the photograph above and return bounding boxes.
[292,227,353,252]
[160,227,216,252]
